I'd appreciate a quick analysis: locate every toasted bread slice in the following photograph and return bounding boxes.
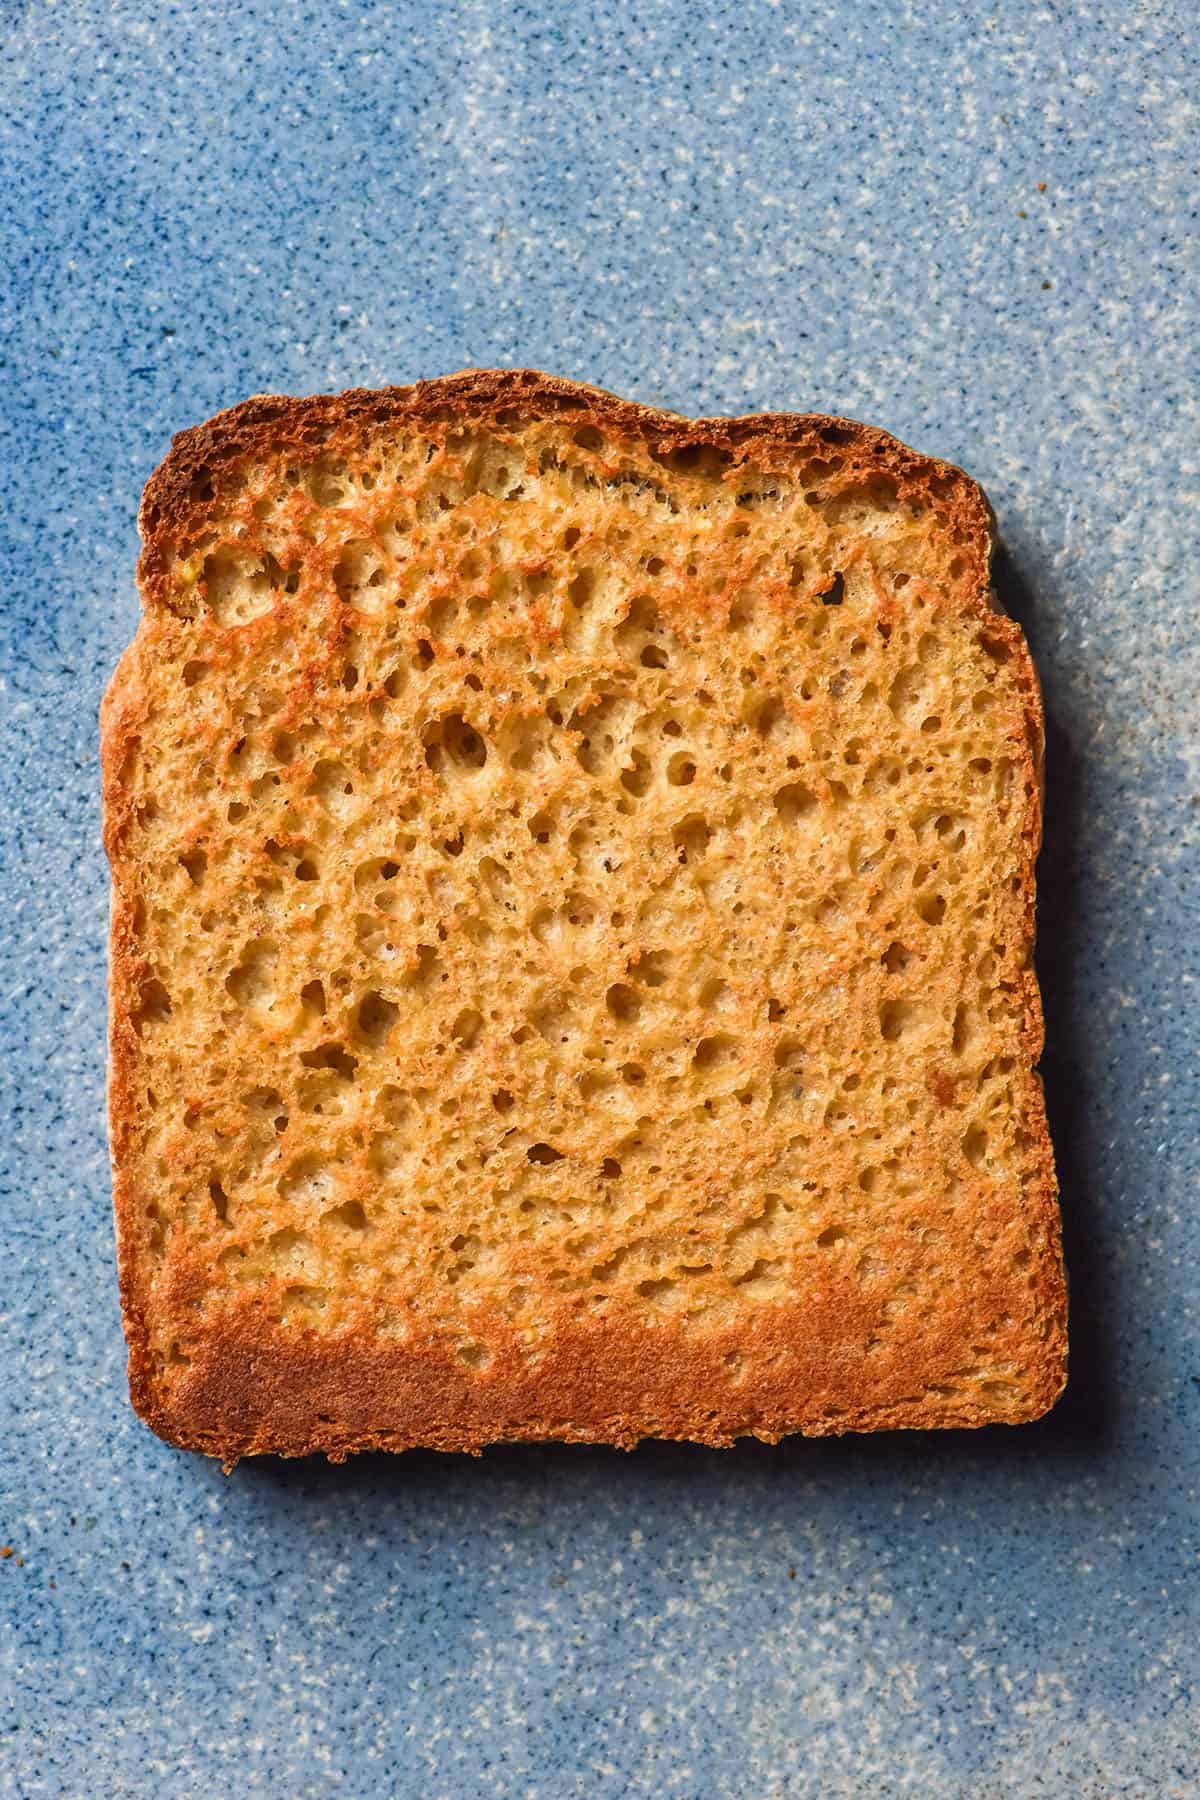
[102,370,1066,1460]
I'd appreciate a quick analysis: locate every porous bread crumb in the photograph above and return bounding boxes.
[102,370,1066,1460]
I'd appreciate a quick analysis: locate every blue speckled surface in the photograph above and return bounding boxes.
[2,2,1198,1794]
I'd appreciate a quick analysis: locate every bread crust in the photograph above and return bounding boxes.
[102,369,1066,1461]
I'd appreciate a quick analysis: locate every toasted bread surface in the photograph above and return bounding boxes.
[102,370,1066,1460]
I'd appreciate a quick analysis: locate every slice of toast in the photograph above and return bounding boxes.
[102,370,1066,1460]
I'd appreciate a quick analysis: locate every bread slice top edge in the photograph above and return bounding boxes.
[134,369,998,611]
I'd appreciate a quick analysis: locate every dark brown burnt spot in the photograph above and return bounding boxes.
[927,1069,958,1108]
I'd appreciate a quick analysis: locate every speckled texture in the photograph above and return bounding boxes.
[1,1,1196,1794]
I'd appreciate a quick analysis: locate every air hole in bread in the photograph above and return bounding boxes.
[527,1142,564,1165]
[423,712,487,774]
[452,1008,482,1048]
[963,1125,989,1168]
[879,999,919,1042]
[298,1042,358,1087]
[773,781,816,823]
[606,983,641,1023]
[357,992,398,1044]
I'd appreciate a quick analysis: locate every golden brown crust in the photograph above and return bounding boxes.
[149,1277,1067,1462]
[136,368,996,611]
[103,369,1066,1461]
